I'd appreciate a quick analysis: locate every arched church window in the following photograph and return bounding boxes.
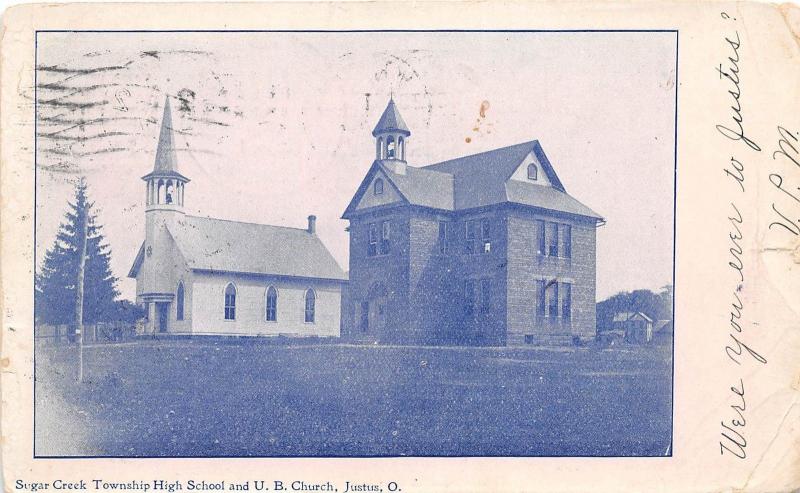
[386,136,396,158]
[266,286,278,322]
[176,282,185,321]
[374,178,384,195]
[224,283,236,320]
[304,288,316,323]
[527,163,538,181]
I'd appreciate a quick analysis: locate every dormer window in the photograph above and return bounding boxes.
[527,163,538,181]
[374,178,384,195]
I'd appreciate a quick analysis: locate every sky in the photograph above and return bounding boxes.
[34,31,677,302]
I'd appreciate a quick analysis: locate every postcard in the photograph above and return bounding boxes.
[1,1,799,492]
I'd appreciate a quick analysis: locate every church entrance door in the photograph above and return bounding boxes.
[157,303,169,333]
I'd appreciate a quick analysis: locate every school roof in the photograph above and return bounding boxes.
[129,215,347,281]
[343,140,602,220]
[372,98,411,137]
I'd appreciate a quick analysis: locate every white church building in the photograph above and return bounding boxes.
[128,99,347,337]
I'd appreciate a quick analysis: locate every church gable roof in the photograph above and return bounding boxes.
[167,216,347,281]
[127,241,145,278]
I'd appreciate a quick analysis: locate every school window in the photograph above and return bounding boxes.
[561,283,572,321]
[368,223,378,256]
[480,279,491,314]
[304,289,315,323]
[481,219,491,254]
[547,222,559,257]
[561,224,572,259]
[368,221,391,256]
[265,286,277,322]
[224,283,236,320]
[438,221,448,254]
[380,220,391,254]
[535,280,546,320]
[373,178,384,195]
[546,281,559,319]
[536,219,546,255]
[464,220,476,254]
[464,279,476,317]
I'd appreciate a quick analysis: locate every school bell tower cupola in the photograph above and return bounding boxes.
[142,97,189,212]
[373,97,410,174]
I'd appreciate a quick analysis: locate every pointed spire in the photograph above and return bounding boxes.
[372,98,410,137]
[153,97,178,173]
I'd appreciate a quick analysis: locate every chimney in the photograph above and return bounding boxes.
[307,215,317,234]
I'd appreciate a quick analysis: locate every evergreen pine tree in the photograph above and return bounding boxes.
[35,179,120,326]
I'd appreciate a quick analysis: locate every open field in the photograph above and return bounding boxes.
[34,340,672,457]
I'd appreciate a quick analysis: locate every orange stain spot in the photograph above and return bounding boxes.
[465,137,472,143]
[479,100,490,118]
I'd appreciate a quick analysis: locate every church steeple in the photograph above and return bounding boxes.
[373,97,410,163]
[153,97,178,174]
[142,96,189,211]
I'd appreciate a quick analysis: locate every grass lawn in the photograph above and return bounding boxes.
[34,340,672,457]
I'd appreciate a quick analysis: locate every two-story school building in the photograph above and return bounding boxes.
[128,98,347,337]
[341,99,604,346]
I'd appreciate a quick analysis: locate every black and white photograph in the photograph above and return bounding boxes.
[30,30,678,458]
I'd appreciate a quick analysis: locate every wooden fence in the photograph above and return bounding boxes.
[35,321,139,345]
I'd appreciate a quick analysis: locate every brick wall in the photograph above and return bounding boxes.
[345,204,597,347]
[407,213,458,344]
[505,209,597,345]
[344,208,411,343]
[449,212,509,345]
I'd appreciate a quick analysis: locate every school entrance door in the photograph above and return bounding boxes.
[361,282,388,337]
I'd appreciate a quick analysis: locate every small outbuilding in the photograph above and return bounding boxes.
[612,311,654,344]
[652,319,673,346]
